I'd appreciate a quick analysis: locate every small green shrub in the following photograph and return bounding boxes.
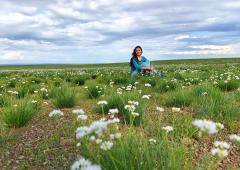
[95,93,145,125]
[157,81,177,93]
[52,86,76,108]
[164,91,193,107]
[2,99,40,128]
[87,84,104,99]
[217,80,239,91]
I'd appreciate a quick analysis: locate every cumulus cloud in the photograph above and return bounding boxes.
[0,0,240,64]
[0,51,25,60]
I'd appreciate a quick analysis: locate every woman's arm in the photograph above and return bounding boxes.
[141,57,154,71]
[142,66,154,71]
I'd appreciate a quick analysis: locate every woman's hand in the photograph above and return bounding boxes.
[141,66,154,72]
[150,65,154,71]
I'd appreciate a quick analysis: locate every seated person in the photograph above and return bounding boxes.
[130,46,155,77]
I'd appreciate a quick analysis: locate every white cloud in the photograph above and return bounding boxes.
[174,35,190,40]
[0,13,31,25]
[190,45,232,51]
[0,51,25,60]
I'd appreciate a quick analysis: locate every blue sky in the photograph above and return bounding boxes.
[0,0,240,64]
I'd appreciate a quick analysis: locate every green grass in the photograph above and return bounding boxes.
[51,86,76,108]
[0,58,240,169]
[164,90,193,107]
[1,99,40,128]
[95,92,145,126]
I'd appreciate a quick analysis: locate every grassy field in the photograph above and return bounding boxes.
[0,58,240,170]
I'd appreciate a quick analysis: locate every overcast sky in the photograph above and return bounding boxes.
[1,0,240,64]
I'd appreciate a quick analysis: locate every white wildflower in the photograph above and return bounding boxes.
[40,88,48,92]
[76,118,120,140]
[71,157,101,170]
[145,83,151,87]
[131,112,139,117]
[100,141,113,151]
[216,123,224,130]
[72,109,85,115]
[78,115,88,121]
[128,100,139,106]
[95,138,103,144]
[156,107,164,112]
[114,133,122,139]
[149,138,157,144]
[109,134,115,140]
[97,100,108,105]
[124,105,136,112]
[162,126,174,132]
[211,148,229,158]
[172,107,181,112]
[192,119,221,134]
[49,109,64,117]
[108,108,119,114]
[31,100,37,104]
[89,136,96,142]
[229,134,240,143]
[142,95,151,99]
[214,141,230,149]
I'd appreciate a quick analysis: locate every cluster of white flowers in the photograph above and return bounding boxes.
[100,141,113,151]
[162,126,174,132]
[109,80,114,87]
[142,94,151,100]
[96,86,104,94]
[8,90,18,95]
[40,88,48,93]
[72,109,85,115]
[171,107,181,112]
[192,119,224,135]
[149,138,157,145]
[71,157,101,170]
[97,100,108,105]
[127,84,136,91]
[145,83,151,87]
[211,141,231,158]
[116,84,137,94]
[76,118,120,140]
[156,106,164,112]
[78,115,88,121]
[124,100,140,117]
[110,132,122,139]
[31,100,37,104]
[134,81,139,85]
[108,108,119,115]
[49,109,64,117]
[117,88,123,94]
[229,134,240,143]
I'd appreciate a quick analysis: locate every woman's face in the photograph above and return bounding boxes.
[135,48,142,57]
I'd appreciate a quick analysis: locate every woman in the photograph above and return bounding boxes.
[129,46,155,77]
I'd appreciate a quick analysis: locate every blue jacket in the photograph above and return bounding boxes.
[130,56,150,74]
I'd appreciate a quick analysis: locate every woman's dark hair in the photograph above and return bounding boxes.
[130,46,142,66]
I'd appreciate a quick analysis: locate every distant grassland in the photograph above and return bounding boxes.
[0,57,240,70]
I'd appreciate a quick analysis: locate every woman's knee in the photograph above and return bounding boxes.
[131,70,139,77]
